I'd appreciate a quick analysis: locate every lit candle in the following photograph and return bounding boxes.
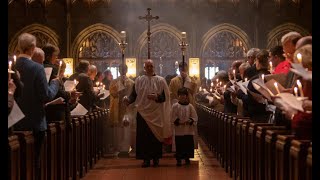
[223,85,227,91]
[120,31,126,42]
[57,60,62,77]
[8,61,12,80]
[103,85,105,90]
[294,87,298,97]
[245,78,248,82]
[96,82,99,87]
[175,61,179,69]
[74,79,77,85]
[269,61,273,72]
[210,88,212,93]
[261,74,265,82]
[219,82,222,86]
[274,82,280,95]
[203,88,206,92]
[296,53,302,63]
[216,79,219,83]
[181,32,187,42]
[199,87,202,92]
[233,69,236,80]
[211,82,213,87]
[296,80,304,97]
[13,55,16,65]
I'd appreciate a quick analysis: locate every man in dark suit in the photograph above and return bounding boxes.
[14,33,60,180]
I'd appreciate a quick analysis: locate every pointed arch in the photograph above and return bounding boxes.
[200,23,251,57]
[134,23,183,58]
[71,23,122,60]
[267,22,310,49]
[8,23,59,54]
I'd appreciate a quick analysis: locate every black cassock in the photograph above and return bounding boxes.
[128,84,166,160]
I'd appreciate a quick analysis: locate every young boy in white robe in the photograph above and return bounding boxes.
[171,87,198,166]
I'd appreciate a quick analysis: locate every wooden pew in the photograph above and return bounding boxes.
[40,132,48,180]
[265,129,293,180]
[247,123,272,180]
[71,117,80,180]
[89,113,96,168]
[306,144,312,180]
[275,134,295,180]
[255,125,287,180]
[289,139,311,180]
[8,134,20,180]
[54,121,66,180]
[240,120,252,180]
[65,120,73,180]
[79,116,86,177]
[84,115,91,172]
[14,131,35,180]
[47,123,57,180]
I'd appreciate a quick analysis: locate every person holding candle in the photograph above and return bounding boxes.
[245,49,271,122]
[268,45,290,75]
[42,43,61,81]
[13,33,60,180]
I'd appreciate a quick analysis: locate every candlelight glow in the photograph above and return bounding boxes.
[189,58,200,78]
[297,53,302,63]
[126,58,137,78]
[63,58,74,78]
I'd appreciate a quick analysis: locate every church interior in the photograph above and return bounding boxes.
[8,0,313,179]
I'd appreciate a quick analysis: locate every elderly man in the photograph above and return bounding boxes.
[31,47,45,64]
[14,33,60,180]
[125,59,172,167]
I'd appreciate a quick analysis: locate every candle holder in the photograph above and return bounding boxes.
[179,32,189,69]
[118,31,127,65]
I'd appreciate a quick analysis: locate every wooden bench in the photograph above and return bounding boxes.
[275,134,295,180]
[8,134,20,180]
[14,131,35,180]
[54,121,66,180]
[306,144,312,180]
[71,117,80,180]
[47,123,57,180]
[289,139,311,180]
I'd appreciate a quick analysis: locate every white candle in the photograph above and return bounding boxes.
[233,69,236,80]
[8,61,12,80]
[245,78,248,82]
[296,80,304,97]
[96,82,99,87]
[297,53,302,63]
[57,60,62,77]
[181,32,187,42]
[269,61,273,72]
[223,85,227,91]
[199,87,202,92]
[261,74,265,82]
[274,82,280,95]
[219,82,222,86]
[103,85,105,90]
[216,78,219,84]
[210,88,212,93]
[211,82,213,87]
[13,55,16,65]
[294,87,298,97]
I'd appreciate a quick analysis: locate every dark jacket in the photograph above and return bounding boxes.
[14,56,59,131]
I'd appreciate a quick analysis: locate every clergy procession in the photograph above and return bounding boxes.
[8,1,313,180]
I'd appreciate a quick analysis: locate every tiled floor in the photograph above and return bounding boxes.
[81,138,232,180]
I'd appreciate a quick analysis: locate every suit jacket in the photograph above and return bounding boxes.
[14,56,59,132]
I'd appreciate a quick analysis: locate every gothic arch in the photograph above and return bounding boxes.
[200,23,251,57]
[267,22,310,49]
[8,23,59,54]
[71,23,122,62]
[135,23,184,76]
[135,23,183,58]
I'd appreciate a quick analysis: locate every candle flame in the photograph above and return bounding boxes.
[297,53,302,63]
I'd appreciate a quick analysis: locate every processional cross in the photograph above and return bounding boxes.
[138,8,159,59]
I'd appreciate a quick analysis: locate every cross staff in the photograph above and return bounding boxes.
[138,8,159,59]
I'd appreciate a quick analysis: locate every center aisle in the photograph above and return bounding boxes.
[81,138,232,180]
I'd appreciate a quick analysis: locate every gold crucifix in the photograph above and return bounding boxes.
[138,8,159,59]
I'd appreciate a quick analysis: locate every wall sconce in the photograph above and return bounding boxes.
[62,58,74,78]
[125,58,136,78]
[189,58,200,78]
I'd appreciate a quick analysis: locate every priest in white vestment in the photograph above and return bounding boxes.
[109,64,135,155]
[125,59,172,168]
